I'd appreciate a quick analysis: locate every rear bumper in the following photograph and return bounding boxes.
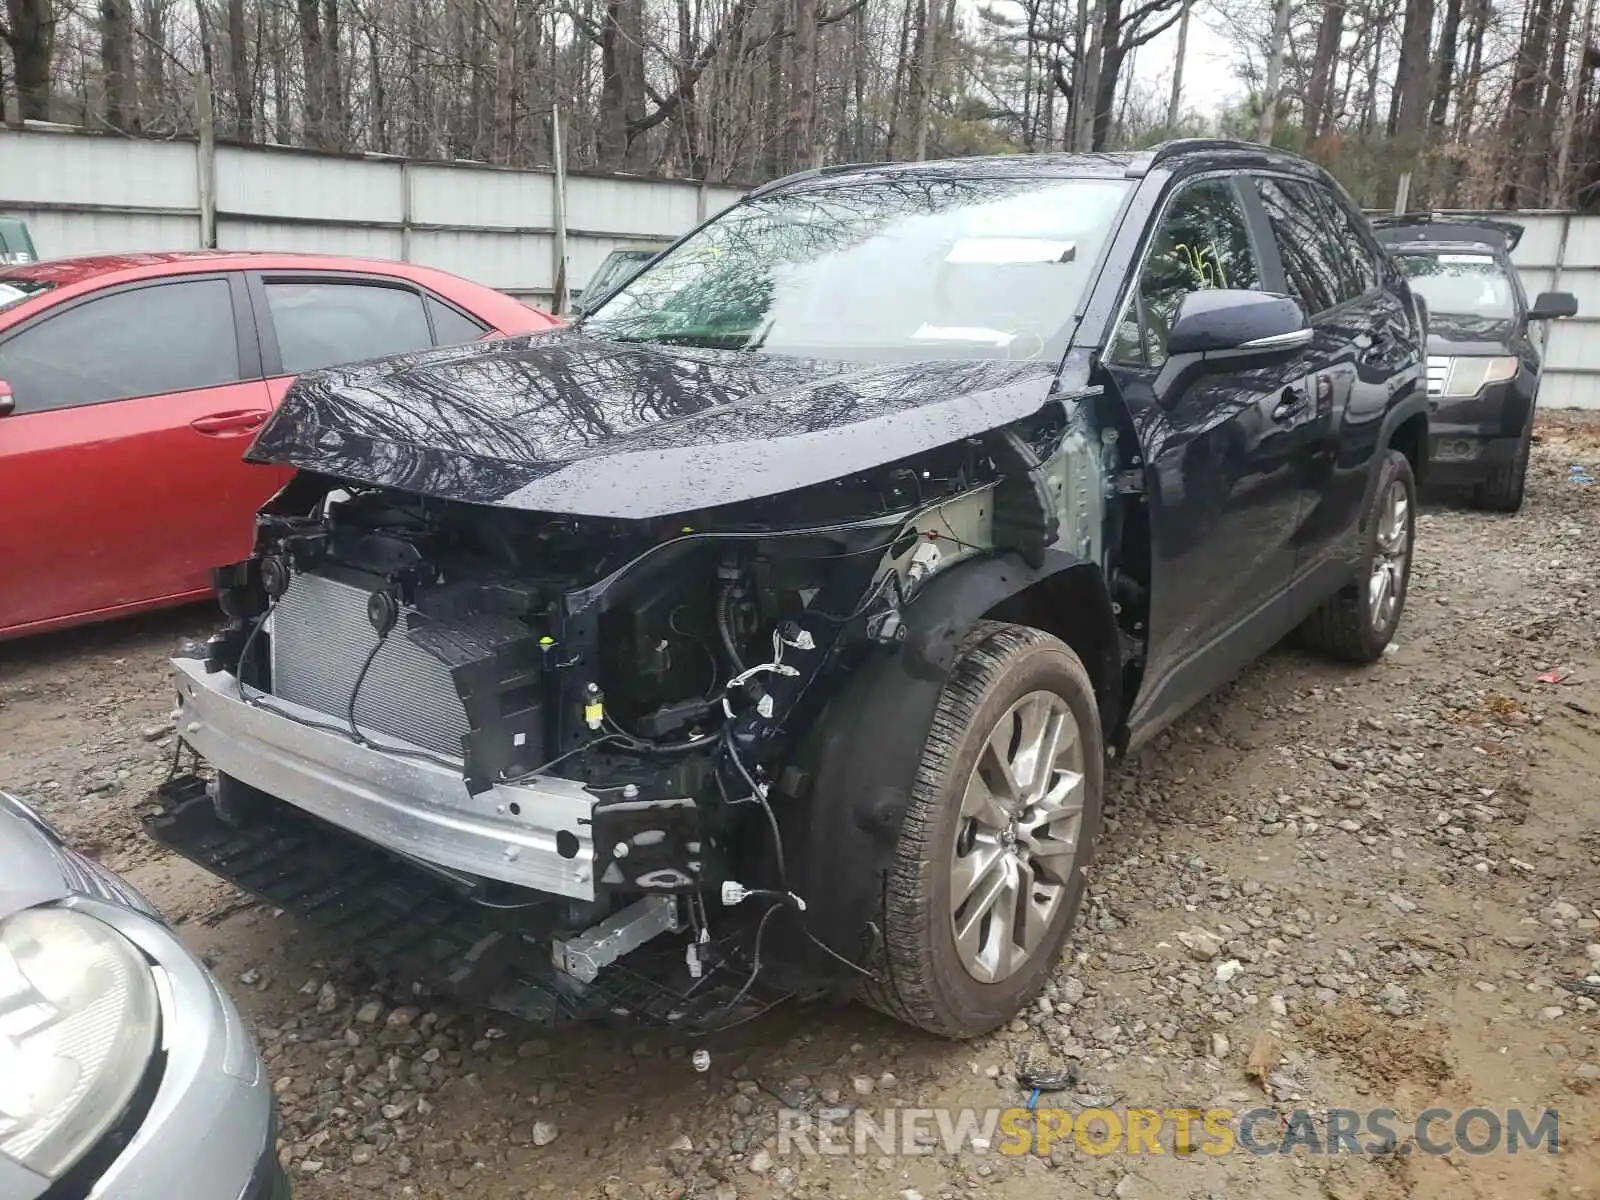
[170,656,599,900]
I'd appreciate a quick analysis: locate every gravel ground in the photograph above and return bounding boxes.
[3,412,1598,1200]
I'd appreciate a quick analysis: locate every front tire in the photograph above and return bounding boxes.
[860,622,1103,1039]
[1299,449,1416,663]
[1471,418,1532,513]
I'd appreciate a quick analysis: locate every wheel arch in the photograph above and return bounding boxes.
[1361,396,1429,522]
[775,550,1118,973]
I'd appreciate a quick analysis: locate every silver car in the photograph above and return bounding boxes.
[0,790,286,1199]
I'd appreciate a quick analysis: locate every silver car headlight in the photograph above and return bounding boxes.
[0,907,160,1179]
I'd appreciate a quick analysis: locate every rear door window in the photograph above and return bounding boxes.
[263,280,434,374]
[1253,177,1346,316]
[0,278,241,414]
[1309,187,1378,301]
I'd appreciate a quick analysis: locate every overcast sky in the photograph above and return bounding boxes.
[1126,3,1246,118]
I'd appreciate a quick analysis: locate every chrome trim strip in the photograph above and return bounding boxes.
[1239,326,1314,350]
[171,657,599,899]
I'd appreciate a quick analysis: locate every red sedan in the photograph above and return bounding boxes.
[0,252,559,639]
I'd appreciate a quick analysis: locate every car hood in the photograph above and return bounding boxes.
[1425,312,1518,356]
[246,330,1062,519]
[0,796,72,916]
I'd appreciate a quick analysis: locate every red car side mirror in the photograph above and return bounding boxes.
[0,380,13,418]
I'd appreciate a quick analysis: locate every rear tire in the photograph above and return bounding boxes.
[1299,449,1415,664]
[859,621,1103,1039]
[1470,420,1532,513]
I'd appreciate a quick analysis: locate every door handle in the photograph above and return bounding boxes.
[190,409,269,435]
[1271,388,1308,423]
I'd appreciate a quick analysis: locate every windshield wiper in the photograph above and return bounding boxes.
[602,330,763,350]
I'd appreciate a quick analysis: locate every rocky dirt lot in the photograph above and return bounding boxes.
[3,413,1599,1200]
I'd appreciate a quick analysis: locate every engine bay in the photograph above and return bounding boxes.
[155,400,1116,1027]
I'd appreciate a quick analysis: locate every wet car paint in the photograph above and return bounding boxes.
[246,331,1063,519]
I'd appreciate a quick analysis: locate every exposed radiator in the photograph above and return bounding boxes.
[270,571,470,760]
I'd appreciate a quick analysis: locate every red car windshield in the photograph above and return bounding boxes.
[0,277,56,314]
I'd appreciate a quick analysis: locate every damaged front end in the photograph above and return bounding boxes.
[149,396,1110,1028]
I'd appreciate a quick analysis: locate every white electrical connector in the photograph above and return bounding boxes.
[720,881,808,911]
[905,540,944,590]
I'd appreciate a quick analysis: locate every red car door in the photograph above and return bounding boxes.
[0,273,280,635]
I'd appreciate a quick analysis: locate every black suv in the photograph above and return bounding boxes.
[151,141,1429,1038]
[1375,215,1578,511]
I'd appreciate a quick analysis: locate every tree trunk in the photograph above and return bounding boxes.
[1390,0,1435,141]
[6,0,55,120]
[228,0,253,140]
[785,0,818,169]
[1257,0,1290,144]
[365,15,385,152]
[597,0,647,168]
[1165,0,1189,132]
[297,0,327,146]
[1554,0,1597,203]
[899,0,934,159]
[852,1,866,158]
[405,0,422,154]
[99,0,138,129]
[1451,0,1488,138]
[1428,0,1461,127]
[273,1,292,143]
[1068,0,1093,149]
[139,0,168,122]
[1501,0,1555,203]
[1303,0,1344,139]
[887,0,912,157]
[1528,0,1579,202]
[321,0,345,149]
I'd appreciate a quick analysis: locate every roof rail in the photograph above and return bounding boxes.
[1152,137,1286,165]
[748,161,896,197]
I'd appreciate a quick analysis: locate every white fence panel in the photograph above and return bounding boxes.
[216,145,403,224]
[6,127,1596,406]
[409,228,555,293]
[219,219,405,261]
[5,132,197,208]
[13,209,195,257]
[0,126,744,307]
[409,163,554,230]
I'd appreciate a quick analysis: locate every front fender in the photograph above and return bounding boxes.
[776,549,1091,972]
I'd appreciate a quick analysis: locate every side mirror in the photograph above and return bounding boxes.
[0,380,13,418]
[1529,291,1578,321]
[1166,290,1312,357]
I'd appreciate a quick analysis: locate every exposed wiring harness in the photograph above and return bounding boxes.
[718,731,878,985]
[345,635,387,747]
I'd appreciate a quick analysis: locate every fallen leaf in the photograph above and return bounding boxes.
[1246,1029,1279,1089]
